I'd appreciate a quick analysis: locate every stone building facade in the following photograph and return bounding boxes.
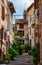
[15,19,28,44]
[34,0,42,64]
[0,0,15,61]
[26,3,35,47]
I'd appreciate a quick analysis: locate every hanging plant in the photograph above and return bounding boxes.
[36,24,39,30]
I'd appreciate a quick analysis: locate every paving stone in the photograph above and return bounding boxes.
[7,54,34,65]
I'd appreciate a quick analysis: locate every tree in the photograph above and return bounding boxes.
[12,25,23,55]
[8,48,18,60]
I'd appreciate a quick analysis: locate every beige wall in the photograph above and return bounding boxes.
[16,24,28,44]
[0,0,8,55]
[0,0,8,29]
[0,0,13,55]
[26,5,35,47]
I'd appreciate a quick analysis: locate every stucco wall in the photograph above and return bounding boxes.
[0,0,13,55]
[26,5,34,47]
[16,24,28,44]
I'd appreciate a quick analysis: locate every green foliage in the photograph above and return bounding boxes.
[12,25,31,55]
[3,54,11,60]
[9,48,19,58]
[40,63,42,65]
[32,42,40,65]
[12,42,18,51]
[36,24,39,30]
[20,45,25,53]
[20,45,25,50]
[13,24,17,31]
[24,43,31,53]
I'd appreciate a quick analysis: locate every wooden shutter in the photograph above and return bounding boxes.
[2,0,5,20]
[4,31,7,40]
[19,24,24,29]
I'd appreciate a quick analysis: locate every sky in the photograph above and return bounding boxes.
[10,0,34,23]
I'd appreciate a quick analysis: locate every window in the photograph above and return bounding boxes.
[19,24,24,29]
[2,0,5,20]
[1,27,4,39]
[18,31,24,36]
[4,31,7,40]
[22,40,24,44]
[30,39,31,46]
[19,39,24,44]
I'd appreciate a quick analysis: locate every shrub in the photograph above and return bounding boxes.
[20,45,25,54]
[32,43,40,65]
[25,43,31,53]
[40,63,42,65]
[3,54,11,61]
[8,48,19,60]
[15,44,25,55]
[20,45,25,50]
[12,43,18,52]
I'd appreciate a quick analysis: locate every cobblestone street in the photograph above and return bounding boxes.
[0,54,34,65]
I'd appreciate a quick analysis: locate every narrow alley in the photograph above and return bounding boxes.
[0,54,34,65]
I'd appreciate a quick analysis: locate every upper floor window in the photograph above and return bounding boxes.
[19,24,24,29]
[2,0,5,20]
[1,27,4,39]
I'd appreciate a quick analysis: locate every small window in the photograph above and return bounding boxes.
[2,6,5,20]
[30,39,31,46]
[19,39,24,44]
[2,0,5,20]
[4,31,7,40]
[1,27,4,39]
[19,24,24,29]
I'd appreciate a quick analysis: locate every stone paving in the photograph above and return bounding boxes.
[0,54,34,65]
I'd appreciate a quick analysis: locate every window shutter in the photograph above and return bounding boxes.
[2,0,5,20]
[4,31,7,40]
[19,24,24,29]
